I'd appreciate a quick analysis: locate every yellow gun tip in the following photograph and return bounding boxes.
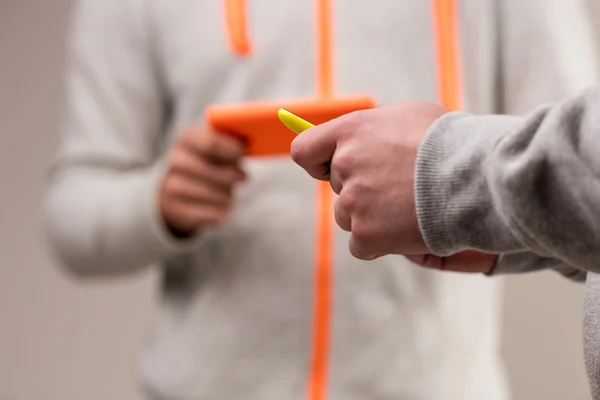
[277,108,315,135]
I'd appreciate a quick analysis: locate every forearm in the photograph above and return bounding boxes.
[416,86,600,273]
[44,0,208,276]
[44,163,202,276]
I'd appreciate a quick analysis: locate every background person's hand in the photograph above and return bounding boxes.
[159,125,246,236]
[291,102,447,260]
[405,251,498,274]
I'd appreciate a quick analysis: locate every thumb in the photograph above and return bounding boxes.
[290,118,341,181]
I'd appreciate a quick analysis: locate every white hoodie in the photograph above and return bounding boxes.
[44,0,600,399]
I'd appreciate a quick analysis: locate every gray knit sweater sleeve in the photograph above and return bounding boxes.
[415,86,600,275]
[494,252,586,282]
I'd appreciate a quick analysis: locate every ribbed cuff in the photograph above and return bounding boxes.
[415,112,472,256]
[415,111,522,256]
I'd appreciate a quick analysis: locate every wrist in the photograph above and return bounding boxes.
[149,161,206,253]
[163,219,201,239]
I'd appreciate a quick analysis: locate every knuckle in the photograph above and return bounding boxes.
[349,220,384,261]
[215,169,232,185]
[339,185,361,211]
[219,189,233,203]
[349,239,370,261]
[178,126,200,146]
[165,176,187,196]
[169,151,185,170]
[170,148,198,171]
[337,110,364,136]
[163,178,177,195]
[233,138,246,154]
[333,148,358,178]
[205,133,220,154]
[194,128,212,151]
[351,220,375,245]
[334,202,351,232]
[222,135,245,157]
[224,168,242,184]
[177,127,193,142]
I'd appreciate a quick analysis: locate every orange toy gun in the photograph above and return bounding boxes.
[205,95,375,156]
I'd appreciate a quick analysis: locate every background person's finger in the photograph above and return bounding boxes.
[163,201,229,231]
[197,162,247,187]
[171,151,246,187]
[182,126,246,162]
[165,175,232,205]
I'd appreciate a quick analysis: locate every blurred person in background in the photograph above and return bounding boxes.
[43,0,599,399]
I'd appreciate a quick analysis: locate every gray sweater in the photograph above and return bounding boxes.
[415,86,600,399]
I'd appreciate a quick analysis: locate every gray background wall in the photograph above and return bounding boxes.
[0,1,591,399]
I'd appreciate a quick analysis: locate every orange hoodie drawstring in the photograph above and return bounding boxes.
[222,0,252,55]
[219,2,462,400]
